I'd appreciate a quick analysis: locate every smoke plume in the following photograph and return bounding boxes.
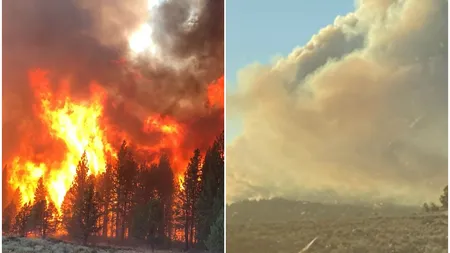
[227,0,447,205]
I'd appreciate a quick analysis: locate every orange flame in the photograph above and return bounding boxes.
[9,69,114,207]
[178,175,185,191]
[207,75,224,108]
[7,69,189,209]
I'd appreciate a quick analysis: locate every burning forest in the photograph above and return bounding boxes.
[2,0,224,252]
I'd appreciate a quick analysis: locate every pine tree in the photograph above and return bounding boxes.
[196,133,224,247]
[30,177,48,237]
[61,184,77,233]
[205,207,224,253]
[113,141,138,240]
[440,185,448,210]
[63,151,90,239]
[79,175,102,245]
[44,201,59,236]
[154,154,175,246]
[131,198,162,252]
[179,149,202,249]
[11,187,23,207]
[2,165,11,211]
[3,201,18,234]
[98,161,114,237]
[13,202,32,237]
[5,188,23,234]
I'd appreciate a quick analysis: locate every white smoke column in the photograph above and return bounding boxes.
[227,0,447,205]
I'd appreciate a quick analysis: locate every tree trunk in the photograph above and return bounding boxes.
[115,204,121,239]
[190,212,194,247]
[83,233,89,246]
[184,210,189,251]
[103,203,109,237]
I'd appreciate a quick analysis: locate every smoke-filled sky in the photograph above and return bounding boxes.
[227,0,448,205]
[3,0,224,164]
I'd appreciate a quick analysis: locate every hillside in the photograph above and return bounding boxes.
[226,199,448,253]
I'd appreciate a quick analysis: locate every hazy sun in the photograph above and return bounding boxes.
[128,0,164,55]
[129,23,155,54]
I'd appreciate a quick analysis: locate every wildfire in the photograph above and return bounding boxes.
[9,69,114,207]
[7,69,190,209]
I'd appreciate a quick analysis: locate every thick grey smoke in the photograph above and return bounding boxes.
[227,0,447,205]
[2,0,224,169]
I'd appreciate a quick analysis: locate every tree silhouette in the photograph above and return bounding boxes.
[439,185,448,210]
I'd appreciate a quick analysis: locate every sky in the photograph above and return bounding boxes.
[226,0,355,142]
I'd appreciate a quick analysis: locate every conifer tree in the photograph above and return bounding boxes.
[155,154,175,245]
[3,201,18,234]
[440,185,448,210]
[113,141,138,240]
[98,161,114,237]
[196,133,224,247]
[44,200,59,236]
[13,202,32,237]
[179,149,202,249]
[30,177,48,237]
[63,151,90,239]
[131,198,163,252]
[79,175,102,245]
[205,208,224,253]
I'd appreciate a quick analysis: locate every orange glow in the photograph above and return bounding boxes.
[207,75,224,108]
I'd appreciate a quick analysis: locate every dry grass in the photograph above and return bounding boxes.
[1,236,184,253]
[227,212,448,253]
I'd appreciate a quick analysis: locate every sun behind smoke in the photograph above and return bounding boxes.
[128,0,163,55]
[129,23,156,55]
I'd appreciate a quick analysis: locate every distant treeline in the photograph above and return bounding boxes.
[227,194,448,225]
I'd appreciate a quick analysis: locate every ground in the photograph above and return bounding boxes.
[2,236,185,253]
[226,199,448,253]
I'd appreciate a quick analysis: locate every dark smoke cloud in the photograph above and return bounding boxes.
[3,0,224,164]
[151,0,224,81]
[227,0,447,205]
